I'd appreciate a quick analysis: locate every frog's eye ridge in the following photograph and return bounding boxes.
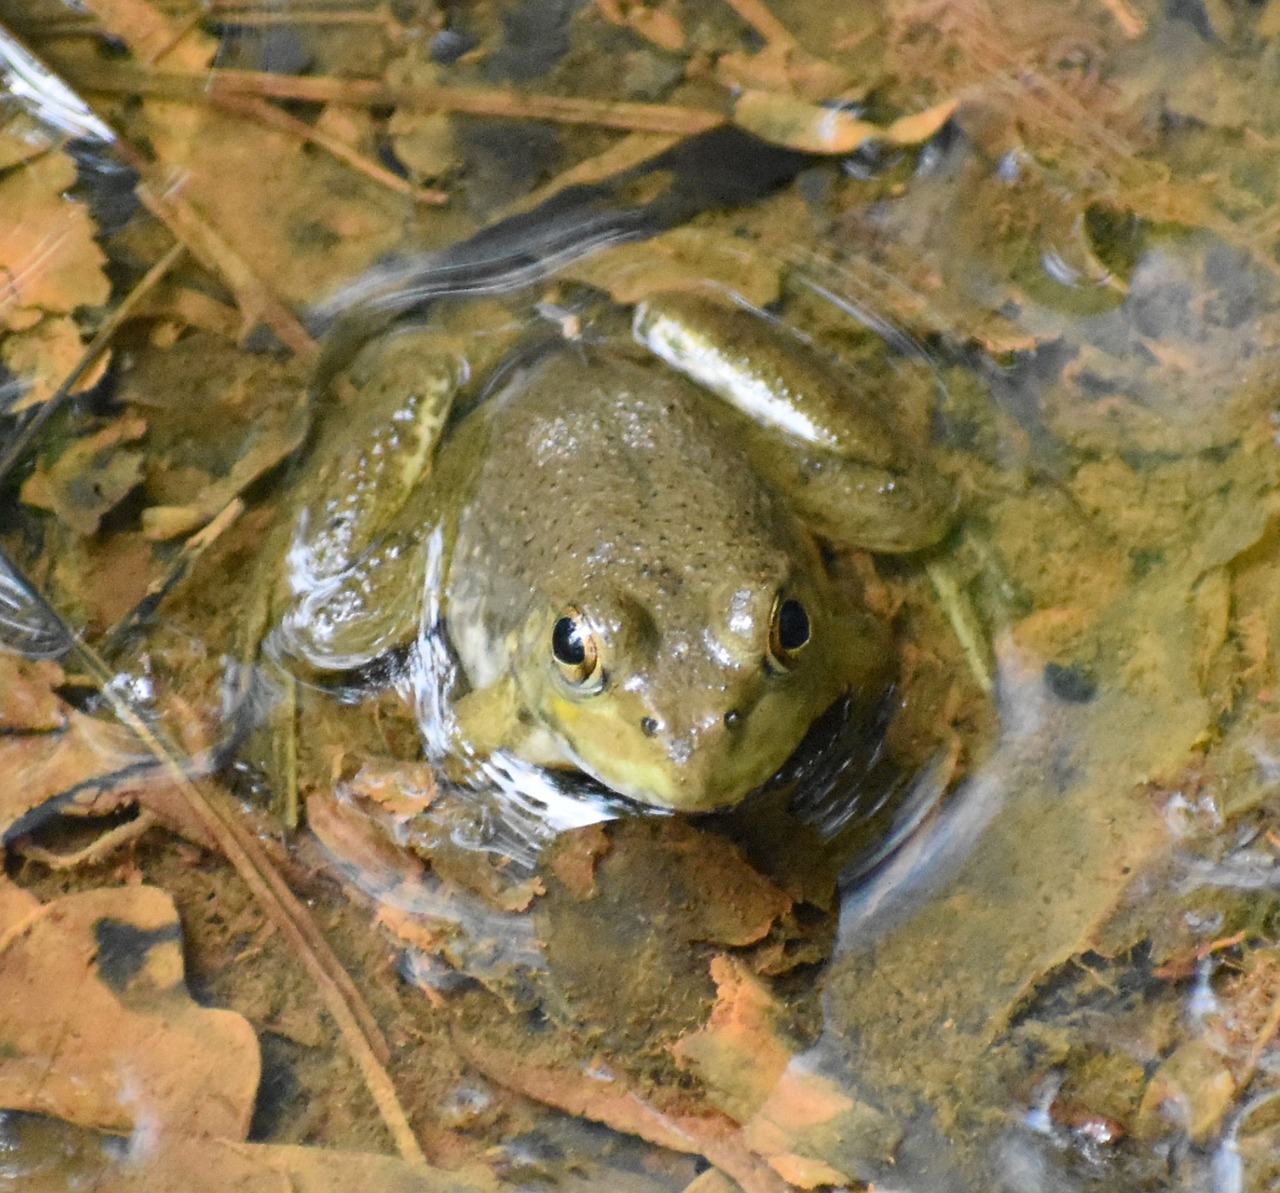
[552,610,600,686]
[767,596,811,671]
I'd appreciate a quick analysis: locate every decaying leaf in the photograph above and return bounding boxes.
[0,881,260,1137]
[670,955,793,1124]
[0,700,147,840]
[594,0,687,53]
[0,887,506,1192]
[20,416,147,535]
[455,1026,788,1193]
[741,1063,896,1189]
[544,821,612,899]
[385,58,460,185]
[714,40,853,103]
[671,955,896,1189]
[0,150,110,327]
[141,399,308,540]
[0,655,216,853]
[731,91,957,155]
[0,147,112,409]
[1,312,110,411]
[9,1127,506,1193]
[0,655,67,732]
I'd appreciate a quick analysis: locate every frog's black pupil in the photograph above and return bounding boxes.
[553,616,586,665]
[778,599,810,651]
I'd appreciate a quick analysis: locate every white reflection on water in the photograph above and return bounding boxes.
[835,639,1051,956]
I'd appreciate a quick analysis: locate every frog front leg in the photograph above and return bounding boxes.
[270,328,466,680]
[633,292,953,552]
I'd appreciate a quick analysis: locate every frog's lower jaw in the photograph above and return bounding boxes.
[558,719,800,814]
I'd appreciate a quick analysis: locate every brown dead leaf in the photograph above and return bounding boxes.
[595,0,687,52]
[0,655,67,732]
[715,41,852,102]
[0,150,110,327]
[0,881,260,1138]
[78,0,217,71]
[307,791,429,895]
[0,705,146,836]
[668,955,886,1188]
[455,1027,789,1193]
[545,822,612,899]
[6,1120,505,1193]
[741,1063,899,1189]
[141,399,307,540]
[670,955,793,1123]
[1,313,111,410]
[20,416,148,535]
[385,58,459,185]
[335,756,439,820]
[0,662,217,852]
[0,148,112,409]
[533,818,797,1063]
[732,91,957,155]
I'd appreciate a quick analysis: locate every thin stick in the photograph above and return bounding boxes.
[145,10,207,66]
[76,63,727,135]
[718,0,797,49]
[122,155,319,360]
[208,10,391,27]
[926,559,994,695]
[1241,984,1280,1091]
[211,93,448,204]
[1097,0,1146,37]
[0,240,185,488]
[7,564,425,1164]
[101,498,245,659]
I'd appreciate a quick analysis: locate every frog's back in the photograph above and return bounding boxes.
[444,344,813,654]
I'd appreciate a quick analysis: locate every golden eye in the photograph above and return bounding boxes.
[767,595,810,671]
[552,609,600,686]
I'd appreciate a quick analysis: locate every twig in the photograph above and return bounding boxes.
[718,0,797,50]
[119,147,319,359]
[1241,985,1280,1091]
[16,810,158,869]
[76,63,727,135]
[4,560,426,1166]
[211,93,449,204]
[0,240,185,488]
[208,10,392,27]
[1096,0,1146,38]
[926,559,994,695]
[101,498,245,659]
[146,10,207,66]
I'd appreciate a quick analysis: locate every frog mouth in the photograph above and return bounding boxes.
[563,724,795,814]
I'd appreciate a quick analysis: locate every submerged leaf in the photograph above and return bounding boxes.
[731,92,957,155]
[0,882,260,1138]
[20,416,147,535]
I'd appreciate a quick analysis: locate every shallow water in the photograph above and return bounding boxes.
[2,1,1280,1190]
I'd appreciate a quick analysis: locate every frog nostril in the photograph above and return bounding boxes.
[724,710,742,730]
[640,716,660,737]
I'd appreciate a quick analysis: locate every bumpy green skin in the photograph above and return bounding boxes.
[272,295,951,812]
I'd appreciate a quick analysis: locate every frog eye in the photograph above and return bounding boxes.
[552,610,601,686]
[767,595,811,671]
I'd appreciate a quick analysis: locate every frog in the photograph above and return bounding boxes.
[262,288,952,815]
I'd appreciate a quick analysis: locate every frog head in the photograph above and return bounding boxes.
[514,567,890,812]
